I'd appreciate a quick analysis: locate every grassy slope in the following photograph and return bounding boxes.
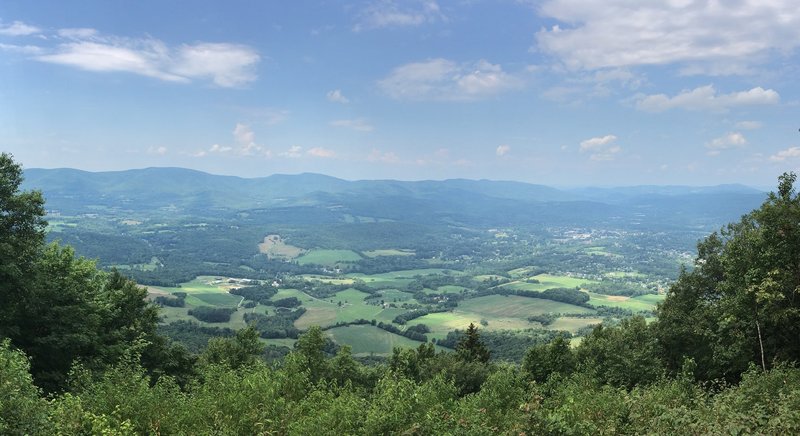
[326,324,428,356]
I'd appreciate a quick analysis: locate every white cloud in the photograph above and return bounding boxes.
[535,0,800,72]
[34,29,259,87]
[193,143,233,157]
[496,145,511,156]
[579,134,617,151]
[326,89,349,104]
[147,146,168,155]
[233,123,255,145]
[635,85,780,112]
[307,147,336,158]
[171,43,259,87]
[232,123,265,155]
[707,132,747,154]
[735,120,763,130]
[0,43,43,55]
[330,118,374,132]
[57,28,99,39]
[353,0,445,31]
[579,134,621,161]
[0,21,40,36]
[194,123,266,157]
[769,147,800,162]
[280,145,303,158]
[378,58,521,101]
[209,144,233,153]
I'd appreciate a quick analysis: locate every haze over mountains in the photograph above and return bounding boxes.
[23,167,767,232]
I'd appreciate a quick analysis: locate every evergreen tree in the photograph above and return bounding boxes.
[456,323,490,363]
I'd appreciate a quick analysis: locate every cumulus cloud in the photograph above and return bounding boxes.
[769,147,800,162]
[353,0,445,31]
[193,143,233,157]
[496,145,511,156]
[326,89,350,104]
[307,147,336,158]
[28,26,259,87]
[579,135,621,161]
[579,135,616,151]
[147,146,168,155]
[0,20,40,36]
[280,145,303,158]
[706,132,747,156]
[232,123,266,155]
[194,123,267,157]
[378,58,521,101]
[330,118,373,132]
[635,85,780,112]
[534,0,800,72]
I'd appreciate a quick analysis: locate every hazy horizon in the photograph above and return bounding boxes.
[23,164,776,191]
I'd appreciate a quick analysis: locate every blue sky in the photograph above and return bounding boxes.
[1,0,799,186]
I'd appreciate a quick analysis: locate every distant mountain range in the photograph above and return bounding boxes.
[22,167,768,231]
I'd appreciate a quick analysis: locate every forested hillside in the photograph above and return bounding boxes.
[3,153,800,434]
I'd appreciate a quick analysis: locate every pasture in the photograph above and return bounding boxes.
[346,268,459,289]
[362,249,415,257]
[326,324,431,356]
[406,295,595,339]
[258,234,304,259]
[296,249,362,266]
[458,295,595,317]
[292,288,408,329]
[148,275,268,329]
[585,292,664,311]
[548,316,604,333]
[500,273,597,292]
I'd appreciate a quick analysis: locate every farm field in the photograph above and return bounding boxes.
[326,324,430,356]
[148,276,264,329]
[362,249,415,257]
[406,295,595,340]
[296,249,362,266]
[406,311,532,340]
[548,317,604,333]
[458,295,595,317]
[585,292,665,311]
[500,273,597,292]
[258,234,304,259]
[146,265,666,356]
[292,288,408,329]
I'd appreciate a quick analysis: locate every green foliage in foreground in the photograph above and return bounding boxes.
[2,338,799,435]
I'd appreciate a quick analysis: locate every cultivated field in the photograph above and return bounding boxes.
[296,249,362,266]
[326,324,433,356]
[585,292,665,311]
[258,234,304,259]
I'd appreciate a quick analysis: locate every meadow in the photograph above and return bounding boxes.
[148,268,664,356]
[586,292,665,312]
[296,249,362,266]
[326,324,438,356]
